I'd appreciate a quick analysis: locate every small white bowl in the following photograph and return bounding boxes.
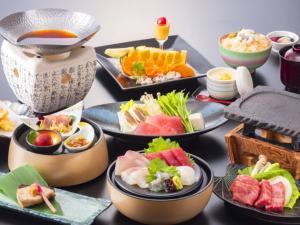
[266,31,299,54]
[206,67,237,100]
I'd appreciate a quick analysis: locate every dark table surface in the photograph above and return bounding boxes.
[0,0,299,224]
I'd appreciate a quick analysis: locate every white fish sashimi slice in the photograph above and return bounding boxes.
[125,150,150,166]
[176,166,197,186]
[121,167,149,189]
[115,151,149,175]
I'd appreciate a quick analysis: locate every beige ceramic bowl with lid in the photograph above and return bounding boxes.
[106,154,214,225]
[8,118,108,187]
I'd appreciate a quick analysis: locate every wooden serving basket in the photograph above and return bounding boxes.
[225,124,300,179]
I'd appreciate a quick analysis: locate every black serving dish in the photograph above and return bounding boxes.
[107,153,213,200]
[13,117,101,155]
[95,35,213,90]
[83,98,227,142]
[114,162,203,199]
[214,164,300,224]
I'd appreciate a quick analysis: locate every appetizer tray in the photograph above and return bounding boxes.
[214,164,300,224]
[83,98,227,142]
[0,166,111,225]
[95,35,213,90]
[224,86,300,140]
[0,100,30,139]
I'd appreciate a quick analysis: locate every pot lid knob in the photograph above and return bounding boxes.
[236,66,254,96]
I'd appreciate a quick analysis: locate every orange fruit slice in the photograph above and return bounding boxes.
[144,60,159,78]
[171,64,195,77]
[121,56,134,76]
[128,50,138,61]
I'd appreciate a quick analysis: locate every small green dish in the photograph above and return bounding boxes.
[26,130,62,155]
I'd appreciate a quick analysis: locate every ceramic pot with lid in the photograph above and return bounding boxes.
[279,44,300,93]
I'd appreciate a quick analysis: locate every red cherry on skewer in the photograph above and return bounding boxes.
[157,17,167,25]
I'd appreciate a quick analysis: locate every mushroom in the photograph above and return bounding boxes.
[251,155,268,176]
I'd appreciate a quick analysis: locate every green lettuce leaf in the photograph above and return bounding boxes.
[254,169,300,209]
[144,137,180,154]
[146,158,179,183]
[238,166,253,176]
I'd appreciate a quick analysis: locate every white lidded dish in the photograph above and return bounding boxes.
[206,67,237,100]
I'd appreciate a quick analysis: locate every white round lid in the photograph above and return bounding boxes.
[235,66,254,96]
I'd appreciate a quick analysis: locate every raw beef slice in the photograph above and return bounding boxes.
[266,182,285,213]
[230,175,260,206]
[254,180,272,208]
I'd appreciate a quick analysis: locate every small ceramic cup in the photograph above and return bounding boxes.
[206,67,238,100]
[267,31,299,54]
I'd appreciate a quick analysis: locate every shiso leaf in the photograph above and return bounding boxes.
[146,158,179,183]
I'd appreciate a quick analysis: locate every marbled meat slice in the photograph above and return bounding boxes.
[230,175,260,206]
[266,182,285,213]
[254,180,272,208]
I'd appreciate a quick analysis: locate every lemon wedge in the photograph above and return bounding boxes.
[104,47,134,58]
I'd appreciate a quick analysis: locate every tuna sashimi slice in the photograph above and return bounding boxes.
[254,180,272,209]
[266,182,285,213]
[145,152,164,161]
[134,122,161,135]
[160,150,181,166]
[146,115,184,134]
[171,148,193,167]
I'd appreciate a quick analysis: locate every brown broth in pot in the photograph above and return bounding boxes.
[17,29,78,41]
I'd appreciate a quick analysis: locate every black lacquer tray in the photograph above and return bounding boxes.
[95,35,213,90]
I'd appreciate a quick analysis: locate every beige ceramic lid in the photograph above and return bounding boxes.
[235,66,254,96]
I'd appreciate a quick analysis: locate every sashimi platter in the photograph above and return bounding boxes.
[0,6,299,225]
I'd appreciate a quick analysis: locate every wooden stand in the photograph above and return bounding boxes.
[225,124,300,179]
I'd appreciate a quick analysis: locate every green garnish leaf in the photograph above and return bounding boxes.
[120,99,135,112]
[27,130,39,144]
[157,90,194,133]
[132,62,145,76]
[238,166,253,176]
[144,137,180,154]
[146,158,179,183]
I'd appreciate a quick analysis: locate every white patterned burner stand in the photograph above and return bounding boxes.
[1,40,97,113]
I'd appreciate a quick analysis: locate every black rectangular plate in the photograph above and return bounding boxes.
[95,35,213,91]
